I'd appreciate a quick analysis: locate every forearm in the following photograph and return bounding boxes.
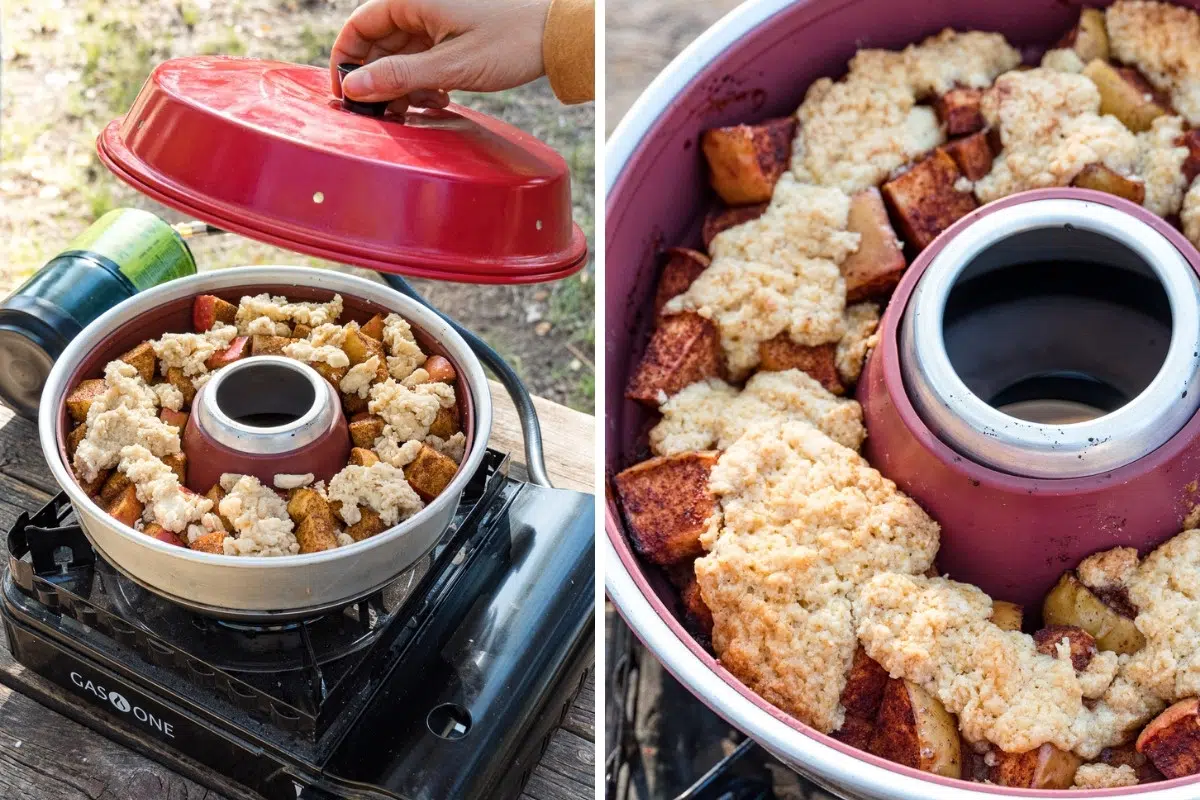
[542,0,594,104]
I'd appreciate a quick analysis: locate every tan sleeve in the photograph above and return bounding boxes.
[542,0,595,104]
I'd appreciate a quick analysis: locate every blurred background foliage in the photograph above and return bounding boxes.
[1,0,595,411]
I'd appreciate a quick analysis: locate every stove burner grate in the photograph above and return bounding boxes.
[6,449,511,736]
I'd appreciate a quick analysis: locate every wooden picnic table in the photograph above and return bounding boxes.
[0,380,595,800]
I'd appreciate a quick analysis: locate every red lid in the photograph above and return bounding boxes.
[97,56,587,284]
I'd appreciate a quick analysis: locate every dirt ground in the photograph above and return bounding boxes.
[0,0,595,411]
[605,0,743,133]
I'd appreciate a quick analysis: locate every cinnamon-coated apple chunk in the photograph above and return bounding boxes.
[66,423,87,459]
[1071,164,1146,204]
[700,117,796,205]
[143,523,184,547]
[840,187,908,303]
[1042,572,1145,655]
[989,744,1082,789]
[1056,8,1109,63]
[625,312,724,406]
[653,248,711,316]
[192,294,237,332]
[1137,698,1200,779]
[159,408,189,430]
[756,338,843,395]
[841,647,889,720]
[664,563,714,642]
[66,378,106,423]
[118,341,157,384]
[165,367,197,407]
[940,132,995,182]
[403,444,458,501]
[190,531,227,554]
[204,336,250,370]
[348,413,386,449]
[105,484,144,528]
[1083,60,1171,133]
[701,203,766,252]
[613,451,719,566]
[296,514,340,554]
[989,600,1024,632]
[935,87,984,136]
[869,679,963,779]
[1033,625,1097,671]
[882,150,978,251]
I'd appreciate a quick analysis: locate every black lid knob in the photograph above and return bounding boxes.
[337,63,389,118]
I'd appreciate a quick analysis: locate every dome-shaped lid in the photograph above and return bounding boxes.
[97,56,587,283]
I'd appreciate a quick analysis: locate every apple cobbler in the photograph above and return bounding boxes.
[65,292,465,558]
[614,1,1200,789]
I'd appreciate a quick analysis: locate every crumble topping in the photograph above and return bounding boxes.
[153,382,184,412]
[117,444,214,534]
[1041,48,1086,74]
[695,421,938,733]
[1106,0,1200,126]
[425,432,467,463]
[368,379,455,442]
[326,461,424,526]
[1123,528,1200,702]
[381,313,426,381]
[665,178,856,377]
[1071,763,1139,789]
[709,176,861,265]
[791,30,1018,194]
[1077,546,1140,593]
[284,322,351,369]
[374,436,423,468]
[1182,175,1200,249]
[234,293,344,334]
[855,572,1085,754]
[217,473,299,557]
[649,370,865,456]
[835,303,880,387]
[244,316,289,336]
[1136,115,1191,216]
[151,322,239,377]
[340,355,381,398]
[904,29,1024,96]
[272,473,314,490]
[73,361,182,482]
[974,69,1141,204]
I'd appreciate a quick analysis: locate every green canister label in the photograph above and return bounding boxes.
[65,208,197,292]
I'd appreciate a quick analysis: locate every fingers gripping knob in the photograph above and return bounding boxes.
[337,63,388,117]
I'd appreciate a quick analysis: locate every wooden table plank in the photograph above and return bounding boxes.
[486,379,595,494]
[0,379,595,800]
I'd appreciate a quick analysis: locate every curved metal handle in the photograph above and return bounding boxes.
[379,274,554,488]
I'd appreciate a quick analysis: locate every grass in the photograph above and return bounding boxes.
[199,29,249,57]
[2,0,595,411]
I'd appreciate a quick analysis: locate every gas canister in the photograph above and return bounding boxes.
[0,208,196,418]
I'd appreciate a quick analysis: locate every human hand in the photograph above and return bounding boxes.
[330,0,551,114]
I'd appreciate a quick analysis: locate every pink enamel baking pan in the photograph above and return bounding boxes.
[604,0,1200,797]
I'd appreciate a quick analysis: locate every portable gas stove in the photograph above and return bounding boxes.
[2,448,594,800]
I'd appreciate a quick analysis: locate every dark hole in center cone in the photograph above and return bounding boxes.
[215,361,316,429]
[941,227,1172,425]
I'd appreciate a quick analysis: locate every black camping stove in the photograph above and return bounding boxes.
[0,449,594,800]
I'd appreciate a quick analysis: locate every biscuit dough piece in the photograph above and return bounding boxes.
[974,69,1141,204]
[791,30,1019,194]
[649,370,866,457]
[856,572,1084,754]
[695,422,938,733]
[1106,0,1200,126]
